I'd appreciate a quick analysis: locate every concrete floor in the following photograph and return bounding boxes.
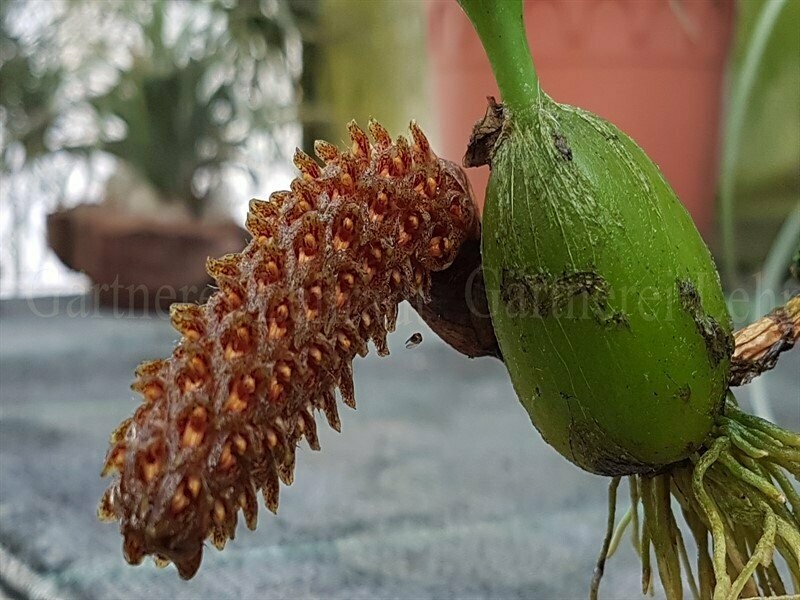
[0,297,797,600]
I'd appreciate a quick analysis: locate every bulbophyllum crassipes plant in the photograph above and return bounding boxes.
[99,1,800,597]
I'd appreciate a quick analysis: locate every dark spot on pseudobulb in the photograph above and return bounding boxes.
[500,267,629,329]
[553,133,572,161]
[674,384,692,404]
[677,280,734,367]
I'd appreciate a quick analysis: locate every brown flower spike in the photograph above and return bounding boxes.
[98,120,478,578]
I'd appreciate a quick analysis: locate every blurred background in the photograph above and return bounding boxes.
[0,0,798,598]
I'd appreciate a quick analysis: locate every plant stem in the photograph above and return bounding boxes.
[457,0,539,116]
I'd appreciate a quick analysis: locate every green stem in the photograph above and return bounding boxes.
[457,0,539,115]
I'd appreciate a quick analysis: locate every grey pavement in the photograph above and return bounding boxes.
[0,297,798,600]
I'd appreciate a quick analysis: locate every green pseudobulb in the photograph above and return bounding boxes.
[481,97,733,475]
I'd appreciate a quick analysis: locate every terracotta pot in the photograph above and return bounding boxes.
[47,204,247,310]
[428,0,734,237]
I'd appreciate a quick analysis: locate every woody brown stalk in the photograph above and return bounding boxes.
[730,294,800,385]
[98,120,478,579]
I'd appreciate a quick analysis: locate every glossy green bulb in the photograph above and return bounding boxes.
[481,96,733,475]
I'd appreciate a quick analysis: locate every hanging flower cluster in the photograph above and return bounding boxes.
[98,120,478,578]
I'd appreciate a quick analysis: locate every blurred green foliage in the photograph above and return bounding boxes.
[0,1,65,166]
[0,0,301,217]
[312,0,428,143]
[731,0,799,187]
[722,0,800,272]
